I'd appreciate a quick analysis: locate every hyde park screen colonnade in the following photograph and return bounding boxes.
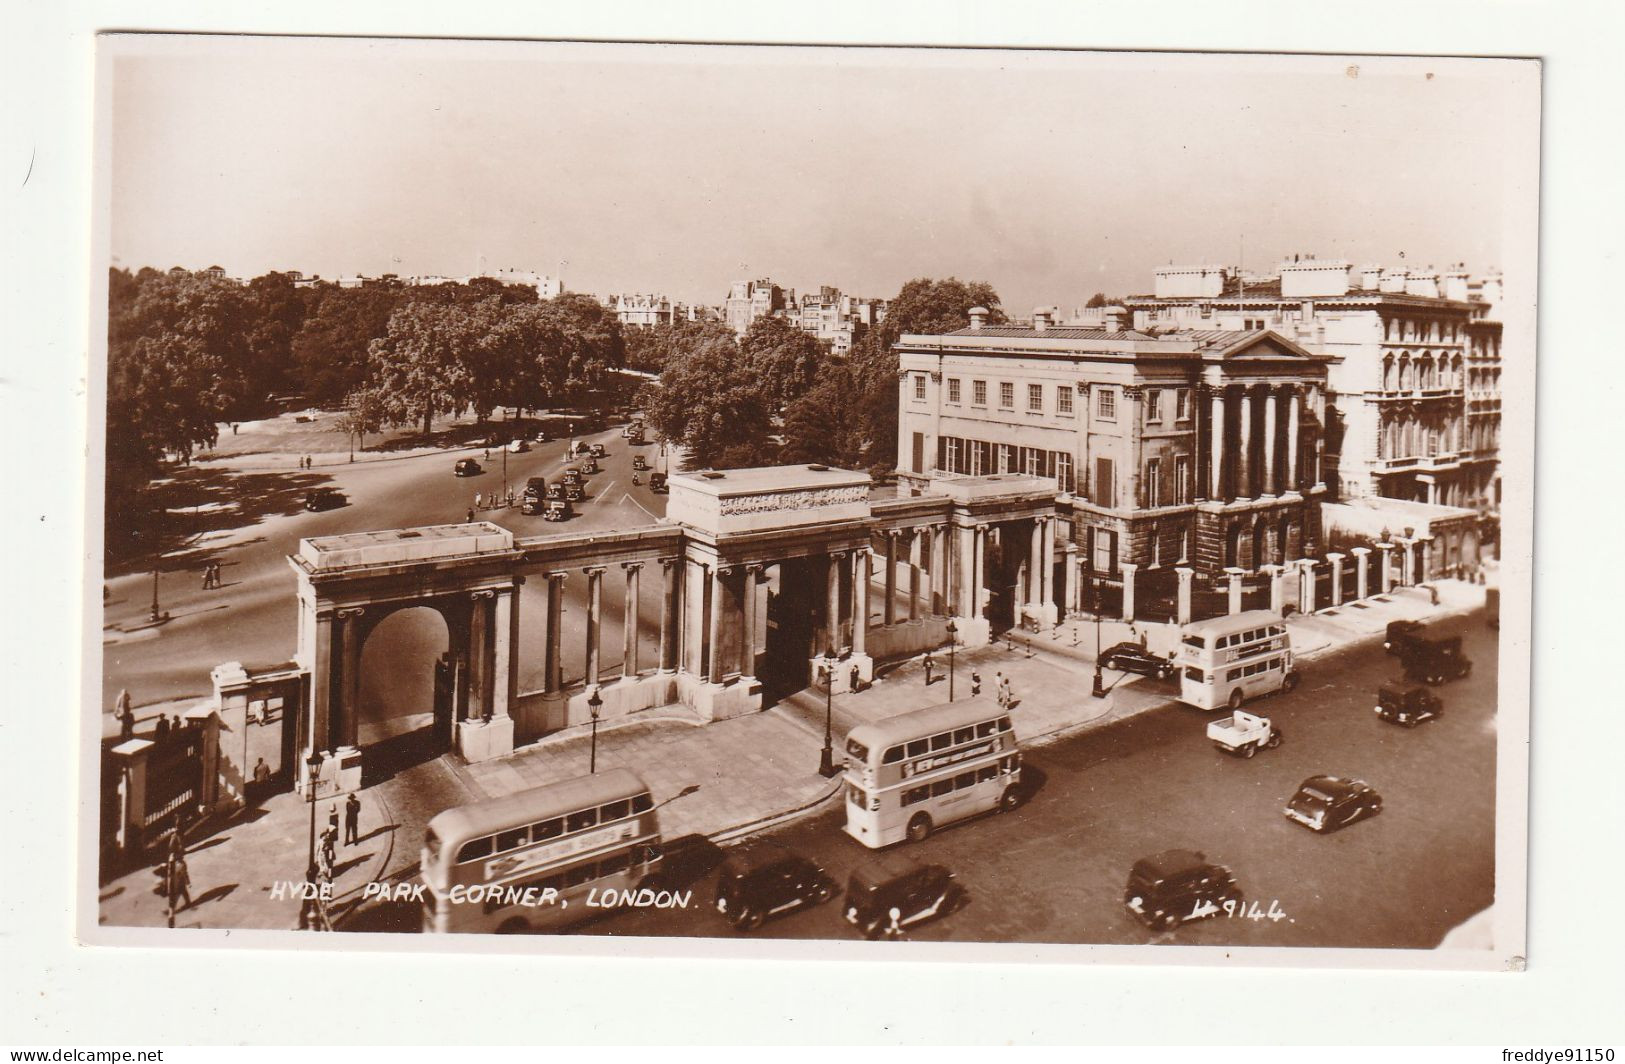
[207,464,1063,800]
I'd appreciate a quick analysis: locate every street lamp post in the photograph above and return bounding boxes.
[149,565,162,624]
[945,618,958,702]
[817,659,838,778]
[588,687,603,774]
[304,752,322,877]
[1090,575,1107,698]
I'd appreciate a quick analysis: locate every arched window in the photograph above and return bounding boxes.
[1399,358,1413,391]
[1382,356,1395,392]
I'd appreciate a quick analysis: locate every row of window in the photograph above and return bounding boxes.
[879,716,1014,765]
[1226,657,1285,683]
[456,792,654,864]
[937,438,1198,510]
[898,756,1021,807]
[919,376,1193,424]
[481,844,660,914]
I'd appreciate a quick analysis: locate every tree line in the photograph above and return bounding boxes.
[638,277,1006,473]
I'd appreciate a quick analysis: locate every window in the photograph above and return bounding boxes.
[998,716,1013,732]
[631,793,653,814]
[601,799,630,822]
[945,437,962,473]
[563,863,597,889]
[947,378,961,403]
[954,771,976,790]
[906,738,928,757]
[882,745,904,765]
[1000,382,1015,408]
[973,380,987,406]
[913,374,926,400]
[1145,389,1162,423]
[496,826,529,852]
[1024,448,1041,476]
[903,786,929,807]
[1056,452,1075,494]
[1098,388,1116,419]
[457,836,494,864]
[930,731,952,751]
[1176,388,1191,421]
[1091,526,1116,572]
[599,851,632,877]
[1027,383,1043,412]
[1146,458,1162,507]
[1175,455,1191,504]
[954,727,975,744]
[1058,386,1074,415]
[998,444,1014,473]
[566,807,598,833]
[533,817,563,841]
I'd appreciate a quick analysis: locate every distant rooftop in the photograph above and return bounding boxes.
[944,325,1150,341]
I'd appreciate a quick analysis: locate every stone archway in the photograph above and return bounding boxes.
[355,603,456,778]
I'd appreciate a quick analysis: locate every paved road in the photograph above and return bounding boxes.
[101,419,669,724]
[576,610,1497,948]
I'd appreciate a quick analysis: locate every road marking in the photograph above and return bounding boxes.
[601,479,617,497]
[624,493,659,521]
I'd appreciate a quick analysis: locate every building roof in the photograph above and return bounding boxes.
[946,325,1150,341]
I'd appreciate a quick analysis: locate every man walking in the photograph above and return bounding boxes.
[922,652,935,687]
[995,671,1008,709]
[344,792,361,846]
[164,838,192,928]
[115,688,134,741]
[970,671,982,697]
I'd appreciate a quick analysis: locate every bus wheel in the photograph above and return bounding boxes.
[496,918,530,935]
[907,813,933,843]
[1283,672,1301,692]
[999,786,1022,812]
[1227,689,1244,711]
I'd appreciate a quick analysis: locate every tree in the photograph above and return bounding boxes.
[640,331,776,469]
[1085,292,1110,309]
[292,284,404,404]
[244,272,310,398]
[494,293,627,413]
[367,300,479,436]
[740,315,826,411]
[779,359,866,468]
[335,385,386,461]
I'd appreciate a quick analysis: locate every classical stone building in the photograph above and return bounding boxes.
[724,278,791,335]
[1124,258,1503,522]
[894,307,1334,582]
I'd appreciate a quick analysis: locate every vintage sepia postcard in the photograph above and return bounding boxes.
[85,34,1538,969]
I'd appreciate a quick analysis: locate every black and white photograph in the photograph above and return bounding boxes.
[81,34,1539,969]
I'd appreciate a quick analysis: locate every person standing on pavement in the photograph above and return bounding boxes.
[344,792,361,846]
[115,688,134,740]
[970,671,982,697]
[994,671,1008,709]
[922,652,935,686]
[474,490,483,510]
[165,840,192,927]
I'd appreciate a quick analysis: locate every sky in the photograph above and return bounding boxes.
[106,38,1534,314]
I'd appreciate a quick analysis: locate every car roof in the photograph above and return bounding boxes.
[848,853,938,890]
[1299,774,1361,795]
[1131,849,1210,881]
[721,842,811,875]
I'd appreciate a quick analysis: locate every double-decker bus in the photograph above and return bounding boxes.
[420,768,661,934]
[1175,609,1299,711]
[842,698,1022,848]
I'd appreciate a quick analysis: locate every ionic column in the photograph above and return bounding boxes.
[1398,538,1416,586]
[707,565,729,684]
[1351,546,1372,600]
[1419,536,1434,581]
[1262,386,1279,496]
[1236,388,1253,499]
[658,557,679,672]
[1210,390,1227,500]
[1028,519,1043,608]
[1326,552,1345,607]
[468,590,492,721]
[1040,516,1055,606]
[850,551,868,657]
[310,609,333,755]
[1285,386,1301,492]
[972,526,986,618]
[1119,561,1138,623]
[908,529,922,623]
[1298,559,1319,614]
[827,551,845,654]
[1063,542,1079,616]
[1176,566,1194,625]
[934,525,951,614]
[621,562,643,680]
[583,568,605,688]
[741,564,760,679]
[883,533,898,626]
[336,607,364,749]
[1225,566,1246,615]
[491,590,513,721]
[1378,543,1396,593]
[544,573,566,693]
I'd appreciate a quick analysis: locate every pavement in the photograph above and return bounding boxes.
[96,577,1486,932]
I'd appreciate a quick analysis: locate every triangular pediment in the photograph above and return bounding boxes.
[1210,330,1321,361]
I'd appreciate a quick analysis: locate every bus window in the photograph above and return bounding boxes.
[931,778,954,797]
[998,716,1013,732]
[566,808,598,833]
[976,720,997,738]
[955,771,976,790]
[1184,666,1204,683]
[845,738,869,760]
[496,826,528,852]
[599,851,631,877]
[979,765,998,783]
[1183,633,1206,649]
[533,817,563,842]
[457,836,494,864]
[1000,754,1020,774]
[906,738,929,757]
[601,799,630,822]
[953,727,975,745]
[563,863,597,889]
[903,786,929,806]
[930,732,952,751]
[631,793,653,814]
[1227,668,1241,682]
[882,745,903,764]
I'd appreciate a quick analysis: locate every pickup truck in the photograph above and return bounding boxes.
[1206,710,1284,758]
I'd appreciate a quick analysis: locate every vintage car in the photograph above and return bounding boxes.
[561,468,583,487]
[581,457,600,475]
[1375,685,1443,727]
[303,487,346,512]
[565,482,585,502]
[590,443,607,458]
[519,477,548,515]
[648,472,668,493]
[1099,641,1176,680]
[1206,709,1283,758]
[1284,775,1383,833]
[632,455,648,471]
[1123,849,1241,932]
[453,458,482,477]
[543,497,572,522]
[507,438,529,453]
[1384,619,1426,657]
[1401,634,1473,686]
[713,846,837,933]
[843,855,965,940]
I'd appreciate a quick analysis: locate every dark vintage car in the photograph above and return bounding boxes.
[713,847,837,932]
[1375,685,1443,727]
[648,472,668,493]
[519,477,548,515]
[1099,642,1176,680]
[1123,849,1241,932]
[561,468,583,486]
[565,482,585,502]
[590,443,607,459]
[1401,634,1473,686]
[843,855,966,940]
[1384,619,1426,656]
[543,497,572,522]
[581,457,600,475]
[632,455,648,471]
[1284,775,1383,833]
[454,458,482,477]
[303,487,346,512]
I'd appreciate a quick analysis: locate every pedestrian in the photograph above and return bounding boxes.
[970,671,982,697]
[474,491,483,510]
[165,850,192,927]
[1003,675,1017,709]
[994,671,1007,709]
[320,826,337,877]
[154,714,170,741]
[1427,583,1440,606]
[466,507,475,523]
[231,423,238,435]
[328,802,340,835]
[922,652,935,686]
[115,688,134,741]
[849,663,862,693]
[344,792,361,846]
[201,565,212,591]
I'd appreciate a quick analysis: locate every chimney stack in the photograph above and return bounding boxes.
[1103,305,1129,333]
[1032,307,1051,331]
[968,306,988,331]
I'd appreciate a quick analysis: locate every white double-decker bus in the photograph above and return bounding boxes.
[1175,609,1300,711]
[842,698,1022,848]
[420,768,662,934]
